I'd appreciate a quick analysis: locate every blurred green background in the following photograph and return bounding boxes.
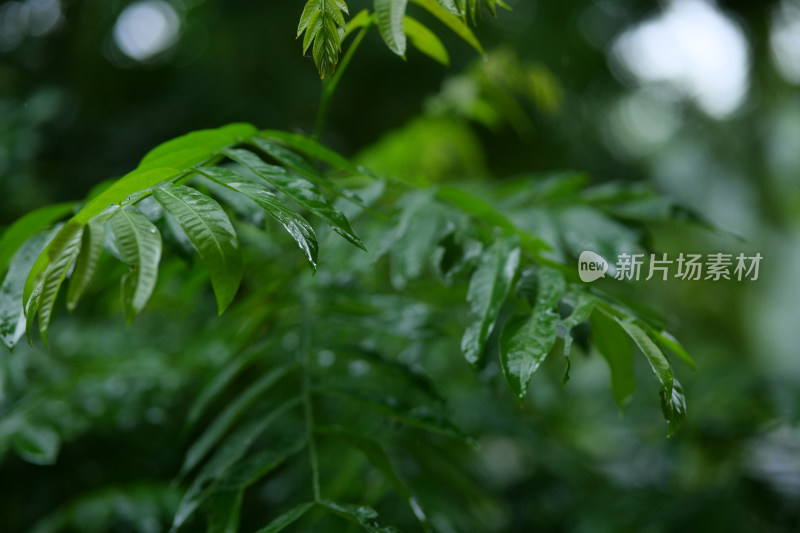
[1,0,800,531]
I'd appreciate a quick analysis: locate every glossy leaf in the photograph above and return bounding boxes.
[254,502,315,533]
[256,130,361,175]
[0,202,74,276]
[410,0,483,53]
[138,123,255,171]
[561,291,596,356]
[615,318,674,393]
[34,221,84,346]
[499,266,566,404]
[197,166,319,268]
[297,0,349,78]
[661,378,686,437]
[153,185,243,315]
[461,238,520,366]
[590,308,635,408]
[249,137,365,208]
[109,206,162,323]
[66,217,106,312]
[405,16,449,65]
[180,364,297,476]
[224,148,365,250]
[0,232,52,349]
[376,0,408,57]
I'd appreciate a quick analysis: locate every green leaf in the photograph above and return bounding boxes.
[153,185,243,315]
[139,123,256,171]
[410,0,483,54]
[197,166,319,269]
[376,0,408,57]
[561,291,596,357]
[224,148,365,251]
[249,137,365,208]
[317,426,431,532]
[590,308,635,409]
[499,266,566,404]
[172,399,301,530]
[0,202,74,276]
[254,502,315,533]
[405,16,449,65]
[436,185,549,253]
[461,238,520,367]
[654,329,697,371]
[256,130,369,178]
[343,9,373,42]
[34,221,85,346]
[66,217,105,312]
[10,423,60,465]
[318,500,399,533]
[180,364,297,476]
[0,231,51,349]
[297,0,349,78]
[109,206,162,323]
[615,318,673,393]
[661,378,686,437]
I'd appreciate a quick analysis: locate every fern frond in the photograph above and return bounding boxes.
[297,0,350,79]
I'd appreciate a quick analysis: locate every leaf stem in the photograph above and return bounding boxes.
[312,24,371,141]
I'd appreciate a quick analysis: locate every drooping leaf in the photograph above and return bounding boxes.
[109,206,162,323]
[405,16,449,65]
[615,318,673,393]
[197,166,319,268]
[254,502,315,533]
[66,217,106,312]
[0,202,74,276]
[375,0,409,57]
[153,185,243,315]
[33,221,85,346]
[590,308,635,409]
[461,238,520,367]
[661,378,686,437]
[499,266,566,404]
[410,0,483,53]
[180,364,298,476]
[560,291,596,357]
[0,231,51,349]
[297,0,350,78]
[224,148,365,251]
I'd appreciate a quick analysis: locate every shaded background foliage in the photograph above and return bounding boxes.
[2,0,800,532]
